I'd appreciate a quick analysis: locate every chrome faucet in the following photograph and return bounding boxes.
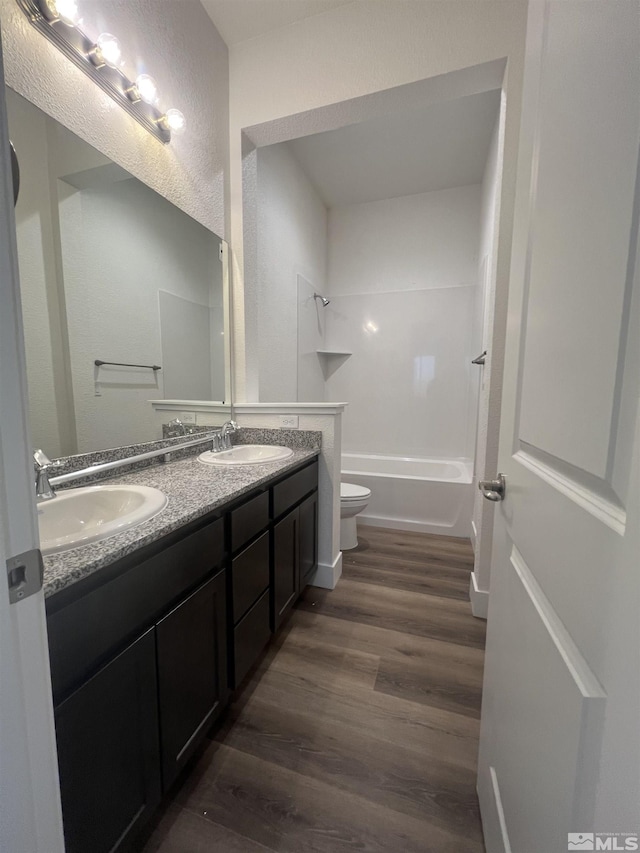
[33,449,56,501]
[167,417,187,436]
[220,420,238,450]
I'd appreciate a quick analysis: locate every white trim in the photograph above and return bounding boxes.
[149,399,228,412]
[470,519,477,552]
[477,764,512,853]
[510,547,605,699]
[489,767,512,853]
[150,400,348,416]
[469,571,489,619]
[310,552,342,590]
[234,402,348,414]
[0,40,65,852]
[358,513,472,539]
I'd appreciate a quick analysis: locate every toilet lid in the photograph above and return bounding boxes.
[341,482,371,501]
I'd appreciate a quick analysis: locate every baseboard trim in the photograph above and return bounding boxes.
[310,552,343,590]
[358,514,471,539]
[477,765,512,853]
[469,571,489,619]
[470,519,477,552]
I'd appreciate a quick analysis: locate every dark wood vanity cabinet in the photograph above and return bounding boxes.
[48,518,227,853]
[273,489,319,631]
[229,490,271,689]
[299,490,319,589]
[273,509,298,631]
[156,570,227,789]
[54,629,161,853]
[272,465,319,631]
[47,455,319,852]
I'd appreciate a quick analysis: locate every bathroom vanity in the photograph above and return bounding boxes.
[44,451,318,853]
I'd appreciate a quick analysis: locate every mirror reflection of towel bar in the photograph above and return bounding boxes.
[95,360,162,371]
[471,351,487,365]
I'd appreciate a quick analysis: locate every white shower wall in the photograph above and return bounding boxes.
[324,184,482,460]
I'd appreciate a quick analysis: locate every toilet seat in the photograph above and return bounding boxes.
[341,483,371,501]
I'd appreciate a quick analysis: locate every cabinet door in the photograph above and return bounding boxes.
[273,508,298,631]
[298,491,318,589]
[54,629,161,853]
[156,570,227,790]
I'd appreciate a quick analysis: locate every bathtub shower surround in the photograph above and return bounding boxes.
[297,275,327,402]
[342,453,473,537]
[325,285,479,460]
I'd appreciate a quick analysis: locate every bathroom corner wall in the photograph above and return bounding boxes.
[255,143,328,401]
[228,0,528,402]
[325,184,482,460]
[0,0,229,238]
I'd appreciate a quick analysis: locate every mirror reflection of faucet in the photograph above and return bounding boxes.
[33,449,56,501]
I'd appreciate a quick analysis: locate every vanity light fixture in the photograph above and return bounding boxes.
[16,0,185,144]
[88,32,122,69]
[130,74,158,105]
[43,0,79,26]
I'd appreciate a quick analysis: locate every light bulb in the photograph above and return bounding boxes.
[44,0,80,25]
[135,74,158,105]
[90,33,121,68]
[163,108,186,135]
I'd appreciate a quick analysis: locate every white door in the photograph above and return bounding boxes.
[478,3,640,852]
[0,32,65,853]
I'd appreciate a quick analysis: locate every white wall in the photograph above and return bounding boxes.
[256,142,327,401]
[325,185,481,459]
[470,104,505,617]
[228,0,528,402]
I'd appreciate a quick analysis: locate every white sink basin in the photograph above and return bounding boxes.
[198,444,294,467]
[38,484,168,555]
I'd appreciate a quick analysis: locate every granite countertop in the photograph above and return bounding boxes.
[43,447,319,599]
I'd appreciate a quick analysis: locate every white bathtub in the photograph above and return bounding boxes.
[341,452,474,538]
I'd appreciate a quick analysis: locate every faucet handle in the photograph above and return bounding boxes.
[33,449,51,469]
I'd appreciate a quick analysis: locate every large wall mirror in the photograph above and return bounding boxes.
[7,88,231,458]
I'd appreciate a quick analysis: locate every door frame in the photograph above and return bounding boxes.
[0,27,65,853]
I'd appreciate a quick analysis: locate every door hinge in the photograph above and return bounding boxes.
[6,548,44,604]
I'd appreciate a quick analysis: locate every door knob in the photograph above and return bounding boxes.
[479,473,506,502]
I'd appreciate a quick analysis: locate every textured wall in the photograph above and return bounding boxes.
[255,143,327,401]
[228,0,528,401]
[0,0,229,238]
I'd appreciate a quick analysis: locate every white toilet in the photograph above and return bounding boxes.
[340,483,372,550]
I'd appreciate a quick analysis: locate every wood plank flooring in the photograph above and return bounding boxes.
[141,525,486,853]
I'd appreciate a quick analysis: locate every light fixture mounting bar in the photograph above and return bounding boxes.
[16,0,171,143]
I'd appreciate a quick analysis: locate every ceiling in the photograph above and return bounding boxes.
[200,0,353,46]
[286,90,501,208]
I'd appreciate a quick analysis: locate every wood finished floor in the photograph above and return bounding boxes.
[141,525,486,853]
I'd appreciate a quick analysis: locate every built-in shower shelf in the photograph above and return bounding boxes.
[316,349,352,357]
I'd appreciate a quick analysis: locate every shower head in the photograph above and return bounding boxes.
[314,292,330,307]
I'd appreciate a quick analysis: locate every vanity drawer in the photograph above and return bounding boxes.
[232,530,270,624]
[231,491,269,553]
[232,589,270,689]
[48,517,225,703]
[272,459,318,519]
